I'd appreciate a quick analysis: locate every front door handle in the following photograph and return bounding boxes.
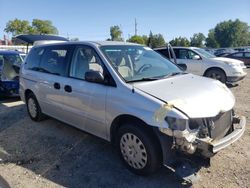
[54,82,60,90]
[64,85,72,93]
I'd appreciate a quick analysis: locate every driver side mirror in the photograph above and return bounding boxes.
[85,70,104,84]
[192,55,201,60]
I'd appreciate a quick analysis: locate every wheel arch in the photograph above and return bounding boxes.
[110,114,161,147]
[24,89,35,102]
[203,67,227,77]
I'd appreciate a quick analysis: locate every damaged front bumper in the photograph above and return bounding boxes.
[196,116,246,157]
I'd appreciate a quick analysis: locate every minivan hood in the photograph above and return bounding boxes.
[134,74,235,118]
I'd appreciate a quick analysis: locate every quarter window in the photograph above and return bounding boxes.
[25,48,44,70]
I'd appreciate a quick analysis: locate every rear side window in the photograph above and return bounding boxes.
[25,48,44,70]
[39,46,72,76]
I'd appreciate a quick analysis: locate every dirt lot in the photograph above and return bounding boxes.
[0,70,249,188]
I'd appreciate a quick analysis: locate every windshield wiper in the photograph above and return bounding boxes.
[126,77,159,83]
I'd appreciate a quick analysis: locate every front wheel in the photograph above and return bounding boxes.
[205,69,227,83]
[117,124,162,175]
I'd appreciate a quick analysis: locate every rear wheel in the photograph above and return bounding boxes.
[205,69,227,83]
[117,123,162,175]
[26,93,45,121]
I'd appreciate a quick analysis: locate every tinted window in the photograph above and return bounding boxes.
[70,46,104,80]
[155,49,170,58]
[244,52,250,58]
[39,46,71,76]
[232,53,243,57]
[25,48,44,70]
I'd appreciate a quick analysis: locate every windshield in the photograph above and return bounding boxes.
[100,45,182,82]
[195,48,216,58]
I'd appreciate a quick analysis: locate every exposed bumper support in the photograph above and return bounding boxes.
[212,116,246,153]
[196,116,246,157]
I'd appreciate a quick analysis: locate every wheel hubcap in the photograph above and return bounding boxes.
[120,133,147,169]
[210,73,222,80]
[28,98,37,118]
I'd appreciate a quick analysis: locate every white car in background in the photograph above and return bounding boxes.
[155,47,247,84]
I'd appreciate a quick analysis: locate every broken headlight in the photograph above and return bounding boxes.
[165,117,188,131]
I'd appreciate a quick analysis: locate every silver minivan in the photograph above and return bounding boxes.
[20,41,246,176]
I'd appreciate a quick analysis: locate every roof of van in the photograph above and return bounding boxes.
[32,41,142,48]
[154,46,200,50]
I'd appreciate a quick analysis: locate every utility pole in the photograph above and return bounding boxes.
[135,18,137,36]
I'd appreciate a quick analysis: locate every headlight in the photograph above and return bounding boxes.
[165,116,188,131]
[228,63,239,68]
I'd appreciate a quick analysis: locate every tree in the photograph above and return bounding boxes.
[205,29,219,48]
[4,19,33,36]
[190,33,206,47]
[147,31,166,48]
[32,19,58,35]
[127,35,144,44]
[142,35,149,45]
[169,37,190,47]
[212,19,250,47]
[110,25,123,41]
[4,18,58,36]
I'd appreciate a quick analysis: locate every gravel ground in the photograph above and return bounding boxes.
[0,69,249,188]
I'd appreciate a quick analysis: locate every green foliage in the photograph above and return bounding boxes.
[211,19,250,47]
[190,33,206,47]
[110,25,123,41]
[4,18,58,36]
[205,29,219,48]
[169,37,190,47]
[4,19,33,36]
[32,19,58,35]
[147,31,166,48]
[127,35,145,44]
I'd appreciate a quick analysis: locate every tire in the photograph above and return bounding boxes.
[117,123,162,175]
[26,93,45,121]
[205,69,227,83]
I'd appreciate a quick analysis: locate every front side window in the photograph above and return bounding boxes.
[70,46,104,80]
[39,46,71,76]
[177,49,199,60]
[195,48,216,58]
[100,45,181,82]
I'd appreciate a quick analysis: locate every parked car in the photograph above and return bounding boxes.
[0,50,23,97]
[20,41,245,177]
[225,52,250,67]
[214,48,235,56]
[155,47,246,83]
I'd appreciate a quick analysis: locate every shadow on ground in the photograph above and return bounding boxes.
[0,98,191,188]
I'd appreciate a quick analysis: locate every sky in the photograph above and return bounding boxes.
[0,0,249,42]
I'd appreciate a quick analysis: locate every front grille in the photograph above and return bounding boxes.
[189,110,233,140]
[210,110,233,140]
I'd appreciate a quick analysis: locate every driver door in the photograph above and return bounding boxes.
[174,49,202,75]
[62,45,108,139]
